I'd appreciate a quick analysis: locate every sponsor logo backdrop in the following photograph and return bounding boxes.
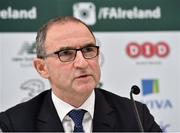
[0,0,180,132]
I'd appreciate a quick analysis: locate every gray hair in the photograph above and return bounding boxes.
[35,16,95,58]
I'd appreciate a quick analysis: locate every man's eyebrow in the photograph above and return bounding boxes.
[58,46,73,51]
[84,43,96,47]
[57,43,96,51]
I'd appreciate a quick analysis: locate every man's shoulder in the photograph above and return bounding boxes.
[96,88,131,102]
[0,89,51,117]
[0,90,52,131]
[95,88,144,109]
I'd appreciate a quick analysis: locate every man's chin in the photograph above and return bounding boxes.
[74,84,95,94]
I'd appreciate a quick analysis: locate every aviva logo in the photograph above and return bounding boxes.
[142,79,159,95]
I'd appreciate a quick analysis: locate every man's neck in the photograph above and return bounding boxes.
[52,89,93,108]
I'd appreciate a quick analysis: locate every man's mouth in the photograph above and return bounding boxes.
[77,74,88,78]
[75,74,91,79]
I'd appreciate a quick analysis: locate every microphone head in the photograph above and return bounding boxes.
[131,85,140,95]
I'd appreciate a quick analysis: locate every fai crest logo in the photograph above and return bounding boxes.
[20,79,45,102]
[73,2,96,25]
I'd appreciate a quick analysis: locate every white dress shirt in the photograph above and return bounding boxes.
[51,90,95,133]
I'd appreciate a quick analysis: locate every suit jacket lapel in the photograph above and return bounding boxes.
[35,89,117,132]
[36,90,64,132]
[93,89,117,132]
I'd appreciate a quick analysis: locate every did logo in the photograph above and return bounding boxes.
[73,2,96,25]
[126,41,170,65]
[126,41,170,58]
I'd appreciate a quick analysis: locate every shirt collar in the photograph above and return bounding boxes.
[51,90,95,121]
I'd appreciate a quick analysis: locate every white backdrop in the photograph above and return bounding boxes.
[0,32,180,131]
[95,32,180,131]
[1,0,180,132]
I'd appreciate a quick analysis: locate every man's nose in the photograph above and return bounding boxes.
[73,51,88,68]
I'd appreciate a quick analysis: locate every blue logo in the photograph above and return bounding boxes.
[142,79,159,95]
[141,79,173,109]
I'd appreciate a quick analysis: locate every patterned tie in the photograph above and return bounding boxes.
[68,109,87,132]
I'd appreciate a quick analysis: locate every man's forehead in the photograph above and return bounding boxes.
[44,21,95,50]
[48,21,87,32]
[46,21,94,41]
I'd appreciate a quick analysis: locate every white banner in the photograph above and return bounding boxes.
[0,32,180,131]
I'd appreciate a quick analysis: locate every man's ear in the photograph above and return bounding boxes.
[33,58,49,79]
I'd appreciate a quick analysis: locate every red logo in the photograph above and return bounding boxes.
[126,42,170,58]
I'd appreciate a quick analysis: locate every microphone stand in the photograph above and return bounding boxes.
[130,86,144,132]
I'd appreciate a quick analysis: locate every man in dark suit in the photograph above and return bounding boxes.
[0,16,162,132]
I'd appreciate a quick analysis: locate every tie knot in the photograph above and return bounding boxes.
[68,109,87,132]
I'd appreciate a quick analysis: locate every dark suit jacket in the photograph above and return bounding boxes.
[0,88,162,132]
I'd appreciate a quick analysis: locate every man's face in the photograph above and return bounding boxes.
[43,22,100,98]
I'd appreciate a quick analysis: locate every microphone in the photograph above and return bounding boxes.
[130,85,144,132]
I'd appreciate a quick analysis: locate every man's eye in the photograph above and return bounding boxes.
[59,50,74,56]
[83,47,94,52]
